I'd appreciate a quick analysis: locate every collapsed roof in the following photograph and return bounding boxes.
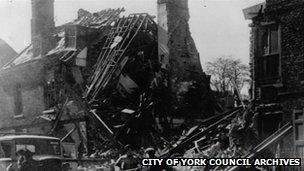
[1,8,125,70]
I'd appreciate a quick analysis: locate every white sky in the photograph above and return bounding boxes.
[0,0,264,68]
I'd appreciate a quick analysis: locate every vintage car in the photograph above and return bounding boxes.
[0,135,63,171]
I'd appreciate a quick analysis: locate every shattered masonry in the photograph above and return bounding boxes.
[1,0,301,170]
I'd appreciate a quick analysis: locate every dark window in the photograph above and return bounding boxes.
[260,86,277,102]
[295,123,304,140]
[0,141,12,158]
[258,113,282,139]
[44,72,59,109]
[65,26,77,48]
[262,31,269,55]
[13,84,23,117]
[270,26,279,53]
[262,25,279,55]
[259,25,280,80]
[263,54,279,78]
[296,61,304,81]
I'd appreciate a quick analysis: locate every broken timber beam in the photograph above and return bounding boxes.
[184,107,243,141]
[63,83,124,149]
[223,122,292,171]
[162,108,243,157]
[61,127,76,142]
[49,98,69,135]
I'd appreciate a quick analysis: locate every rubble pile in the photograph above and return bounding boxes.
[158,107,253,170]
[1,0,303,170]
[35,6,228,170]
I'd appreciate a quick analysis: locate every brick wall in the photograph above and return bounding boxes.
[31,0,55,56]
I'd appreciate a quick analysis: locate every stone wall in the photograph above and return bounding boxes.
[250,0,304,111]
[249,0,304,159]
[0,62,48,133]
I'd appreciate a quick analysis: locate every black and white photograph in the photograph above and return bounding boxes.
[0,0,303,170]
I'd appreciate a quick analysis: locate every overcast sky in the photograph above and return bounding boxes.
[0,0,264,68]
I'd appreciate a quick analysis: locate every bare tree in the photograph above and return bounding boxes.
[206,56,249,93]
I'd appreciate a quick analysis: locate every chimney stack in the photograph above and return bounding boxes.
[157,0,216,117]
[31,0,55,56]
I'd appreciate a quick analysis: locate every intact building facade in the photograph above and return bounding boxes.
[245,0,304,163]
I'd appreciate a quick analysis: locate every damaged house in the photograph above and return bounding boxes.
[244,0,304,168]
[0,0,156,155]
[0,0,217,157]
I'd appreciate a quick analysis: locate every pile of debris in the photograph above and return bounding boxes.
[51,10,159,148]
[45,7,267,169]
[0,2,257,170]
[155,102,292,171]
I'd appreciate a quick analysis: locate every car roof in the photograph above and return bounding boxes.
[0,135,60,141]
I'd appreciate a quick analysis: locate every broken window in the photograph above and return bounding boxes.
[262,25,279,55]
[0,141,12,158]
[259,25,280,79]
[13,84,23,117]
[65,26,77,48]
[44,71,59,109]
[262,54,279,78]
[293,110,304,158]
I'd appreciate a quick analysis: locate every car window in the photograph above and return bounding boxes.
[16,144,35,153]
[16,139,61,156]
[0,141,12,158]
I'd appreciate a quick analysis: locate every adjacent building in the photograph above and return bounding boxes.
[0,0,218,155]
[244,0,304,163]
[0,0,127,155]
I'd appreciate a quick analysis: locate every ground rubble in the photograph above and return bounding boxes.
[70,103,261,171]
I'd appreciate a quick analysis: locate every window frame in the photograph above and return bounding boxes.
[0,140,13,158]
[258,23,282,80]
[13,84,23,118]
[65,26,77,49]
[262,24,279,56]
[44,71,59,109]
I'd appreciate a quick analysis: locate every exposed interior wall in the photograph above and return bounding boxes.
[0,82,46,129]
[0,61,48,131]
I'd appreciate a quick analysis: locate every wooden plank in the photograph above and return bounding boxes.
[162,108,243,157]
[224,123,292,171]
